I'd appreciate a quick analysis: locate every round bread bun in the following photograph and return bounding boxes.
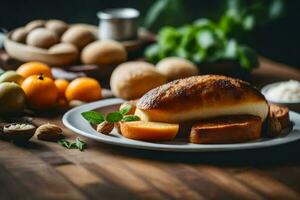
[25,20,45,32]
[11,27,28,43]
[61,26,96,49]
[81,40,127,65]
[26,28,58,49]
[49,43,78,54]
[110,61,167,100]
[45,19,68,36]
[156,57,199,81]
[135,75,269,123]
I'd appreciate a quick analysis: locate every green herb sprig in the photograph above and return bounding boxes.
[58,137,87,151]
[81,104,140,124]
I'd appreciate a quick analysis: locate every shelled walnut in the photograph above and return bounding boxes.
[2,123,36,143]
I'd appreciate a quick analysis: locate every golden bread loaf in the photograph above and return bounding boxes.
[135,75,268,123]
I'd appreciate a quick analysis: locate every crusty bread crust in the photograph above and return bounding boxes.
[136,75,268,122]
[190,115,262,144]
[269,103,290,128]
[267,103,291,137]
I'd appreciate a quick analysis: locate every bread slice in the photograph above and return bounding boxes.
[136,75,268,123]
[267,103,291,137]
[190,115,262,144]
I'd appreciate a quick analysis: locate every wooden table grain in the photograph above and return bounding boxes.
[0,58,300,200]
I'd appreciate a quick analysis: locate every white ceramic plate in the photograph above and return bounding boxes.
[63,98,300,152]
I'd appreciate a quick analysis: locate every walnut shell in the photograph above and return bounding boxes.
[36,123,63,141]
[2,123,36,143]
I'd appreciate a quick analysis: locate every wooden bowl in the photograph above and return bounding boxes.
[4,32,79,66]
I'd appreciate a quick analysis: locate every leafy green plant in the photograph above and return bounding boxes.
[144,0,284,72]
[145,19,258,71]
[219,0,284,40]
[144,0,187,31]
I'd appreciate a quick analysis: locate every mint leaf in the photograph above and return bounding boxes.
[76,137,86,151]
[81,111,105,124]
[58,138,87,151]
[75,137,87,151]
[70,143,78,149]
[106,112,123,122]
[58,139,71,148]
[119,104,132,115]
[122,115,140,122]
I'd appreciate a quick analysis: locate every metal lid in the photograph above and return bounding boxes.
[97,8,140,20]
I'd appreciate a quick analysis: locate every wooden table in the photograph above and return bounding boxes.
[0,58,300,200]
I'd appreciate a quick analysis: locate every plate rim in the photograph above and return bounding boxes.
[62,98,300,152]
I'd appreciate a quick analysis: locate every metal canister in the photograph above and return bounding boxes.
[97,8,140,41]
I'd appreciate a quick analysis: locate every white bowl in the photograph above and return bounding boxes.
[261,82,300,112]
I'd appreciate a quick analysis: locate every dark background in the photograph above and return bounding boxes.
[0,0,299,69]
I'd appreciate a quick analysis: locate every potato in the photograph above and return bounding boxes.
[61,26,96,49]
[25,20,45,32]
[45,19,68,36]
[156,57,199,81]
[119,121,179,141]
[26,28,58,49]
[81,40,127,65]
[11,27,28,43]
[110,61,167,100]
[49,43,78,54]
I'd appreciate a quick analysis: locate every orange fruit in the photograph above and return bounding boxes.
[17,62,52,79]
[65,77,102,102]
[54,79,69,99]
[21,74,58,109]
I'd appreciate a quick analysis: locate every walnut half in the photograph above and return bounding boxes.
[2,123,36,143]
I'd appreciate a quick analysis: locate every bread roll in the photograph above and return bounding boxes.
[25,20,45,32]
[61,26,96,49]
[81,40,127,65]
[110,61,166,100]
[190,115,262,144]
[135,75,269,123]
[45,19,68,36]
[26,28,58,49]
[156,57,198,81]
